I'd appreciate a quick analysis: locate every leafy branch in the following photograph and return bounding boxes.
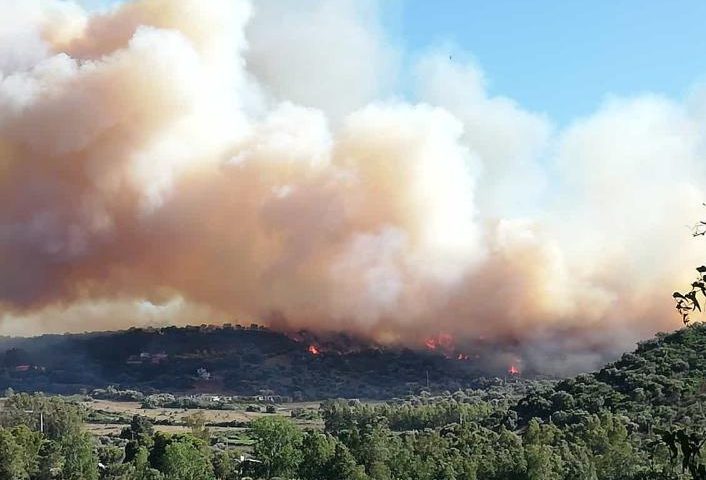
[656,427,706,479]
[693,220,706,237]
[673,266,706,325]
[674,216,706,324]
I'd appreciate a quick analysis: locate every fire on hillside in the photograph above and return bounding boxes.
[281,326,532,377]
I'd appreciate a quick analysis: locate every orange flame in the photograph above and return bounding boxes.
[308,345,320,355]
[424,332,455,352]
[508,364,520,375]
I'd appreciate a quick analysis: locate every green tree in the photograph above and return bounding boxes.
[98,443,136,480]
[60,432,98,480]
[525,444,562,480]
[11,425,42,478]
[250,416,303,479]
[120,415,155,445]
[0,427,27,480]
[36,440,63,480]
[299,431,336,480]
[0,394,84,440]
[328,442,368,480]
[524,419,563,480]
[161,435,214,480]
[183,411,211,442]
[354,424,393,479]
[212,449,242,480]
[133,446,165,480]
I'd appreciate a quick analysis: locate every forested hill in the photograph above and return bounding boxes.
[0,321,704,411]
[313,324,706,479]
[0,325,497,399]
[515,323,706,427]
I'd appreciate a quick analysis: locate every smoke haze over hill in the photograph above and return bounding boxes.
[1,0,706,371]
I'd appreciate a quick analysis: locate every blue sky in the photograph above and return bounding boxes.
[81,0,706,125]
[389,1,706,123]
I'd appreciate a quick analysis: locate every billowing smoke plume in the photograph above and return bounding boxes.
[1,0,705,372]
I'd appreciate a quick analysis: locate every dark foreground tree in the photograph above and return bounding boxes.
[674,213,706,324]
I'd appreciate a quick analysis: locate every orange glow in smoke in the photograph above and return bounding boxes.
[308,345,320,355]
[508,364,520,375]
[424,333,455,351]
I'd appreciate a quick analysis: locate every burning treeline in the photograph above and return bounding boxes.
[288,328,523,376]
[1,0,706,374]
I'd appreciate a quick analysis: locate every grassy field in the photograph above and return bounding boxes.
[82,399,324,443]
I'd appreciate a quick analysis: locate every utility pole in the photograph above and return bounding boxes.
[23,410,43,433]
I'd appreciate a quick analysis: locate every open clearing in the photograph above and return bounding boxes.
[83,399,324,438]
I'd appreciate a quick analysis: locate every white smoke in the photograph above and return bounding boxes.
[0,0,703,371]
